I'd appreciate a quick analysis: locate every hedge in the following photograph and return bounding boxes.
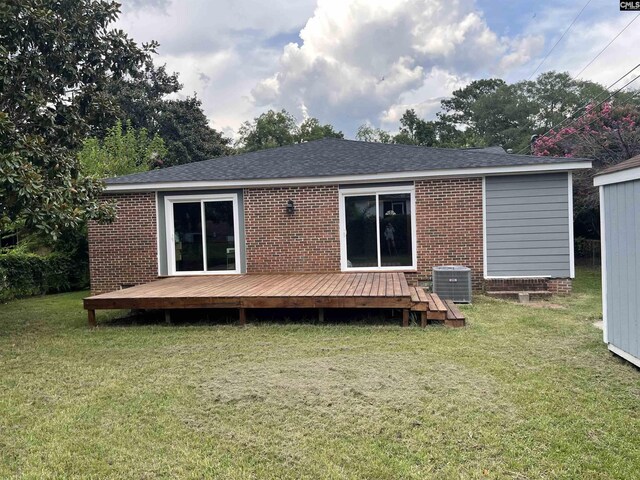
[0,251,88,302]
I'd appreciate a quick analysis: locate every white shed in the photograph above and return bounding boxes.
[594,155,640,367]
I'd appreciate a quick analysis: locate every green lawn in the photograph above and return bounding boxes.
[1,267,639,479]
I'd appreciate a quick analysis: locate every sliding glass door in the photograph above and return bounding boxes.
[341,187,415,271]
[166,194,240,275]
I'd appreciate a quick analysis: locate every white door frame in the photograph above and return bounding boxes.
[164,193,241,276]
[338,185,417,272]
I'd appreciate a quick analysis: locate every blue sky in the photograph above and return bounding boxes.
[117,0,640,138]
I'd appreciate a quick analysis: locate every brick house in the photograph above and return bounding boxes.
[89,138,591,296]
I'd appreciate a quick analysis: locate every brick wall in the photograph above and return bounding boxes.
[414,178,484,290]
[88,180,570,296]
[548,278,572,295]
[484,278,573,295]
[484,278,550,292]
[88,192,158,294]
[243,185,341,273]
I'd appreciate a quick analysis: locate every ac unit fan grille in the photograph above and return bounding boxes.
[432,266,472,303]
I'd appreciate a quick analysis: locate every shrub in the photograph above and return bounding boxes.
[0,251,86,302]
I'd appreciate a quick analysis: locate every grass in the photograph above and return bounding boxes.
[1,266,639,479]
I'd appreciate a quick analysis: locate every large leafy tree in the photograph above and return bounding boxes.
[393,109,437,146]
[94,60,231,166]
[519,72,608,132]
[237,110,298,152]
[237,109,342,152]
[0,0,151,238]
[438,79,537,150]
[438,78,507,143]
[155,96,231,166]
[436,72,621,151]
[356,112,460,147]
[298,117,344,142]
[355,124,393,143]
[79,120,167,178]
[88,59,181,138]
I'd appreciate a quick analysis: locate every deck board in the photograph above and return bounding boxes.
[86,273,406,302]
[83,272,462,328]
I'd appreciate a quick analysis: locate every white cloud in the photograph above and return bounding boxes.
[251,0,541,133]
[115,0,640,140]
[498,35,545,73]
[380,68,468,128]
[503,3,640,85]
[116,0,316,137]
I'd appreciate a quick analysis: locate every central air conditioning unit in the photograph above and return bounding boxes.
[432,266,472,303]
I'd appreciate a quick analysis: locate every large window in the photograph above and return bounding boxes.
[340,186,416,271]
[165,194,240,275]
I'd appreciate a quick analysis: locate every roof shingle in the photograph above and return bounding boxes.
[595,154,640,176]
[106,137,591,185]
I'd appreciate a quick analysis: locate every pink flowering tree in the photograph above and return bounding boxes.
[532,102,640,238]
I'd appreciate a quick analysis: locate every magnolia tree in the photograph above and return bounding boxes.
[533,102,640,237]
[0,0,153,238]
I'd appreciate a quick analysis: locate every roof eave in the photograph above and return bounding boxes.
[594,164,640,186]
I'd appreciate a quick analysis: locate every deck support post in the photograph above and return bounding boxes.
[87,309,96,328]
[239,308,246,326]
[164,310,171,324]
[318,308,325,323]
[402,309,410,327]
[420,311,427,328]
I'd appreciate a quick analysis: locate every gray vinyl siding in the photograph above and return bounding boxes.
[485,173,571,277]
[602,179,640,359]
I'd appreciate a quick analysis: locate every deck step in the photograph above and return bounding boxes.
[486,290,552,301]
[444,300,465,328]
[409,287,465,327]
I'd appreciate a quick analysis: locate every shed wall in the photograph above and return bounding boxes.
[485,173,571,277]
[603,179,640,360]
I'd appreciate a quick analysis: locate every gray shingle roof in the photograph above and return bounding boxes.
[106,138,590,185]
[596,154,640,176]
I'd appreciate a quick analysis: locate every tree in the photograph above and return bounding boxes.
[237,110,298,152]
[533,101,640,237]
[0,0,151,238]
[355,124,393,143]
[237,109,342,152]
[393,109,437,146]
[435,72,624,151]
[79,121,167,178]
[155,96,231,166]
[298,117,344,142]
[437,79,539,150]
[519,72,608,132]
[94,60,231,166]
[87,59,182,138]
[438,79,507,140]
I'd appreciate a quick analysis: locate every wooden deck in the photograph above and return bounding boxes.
[84,272,465,328]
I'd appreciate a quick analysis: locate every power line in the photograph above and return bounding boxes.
[542,89,640,147]
[573,13,640,79]
[518,69,640,154]
[521,8,640,153]
[527,0,592,81]
[538,62,640,139]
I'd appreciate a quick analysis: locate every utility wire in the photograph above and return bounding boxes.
[527,0,592,81]
[573,13,640,79]
[538,62,640,139]
[518,70,640,154]
[520,11,640,153]
[542,89,640,147]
